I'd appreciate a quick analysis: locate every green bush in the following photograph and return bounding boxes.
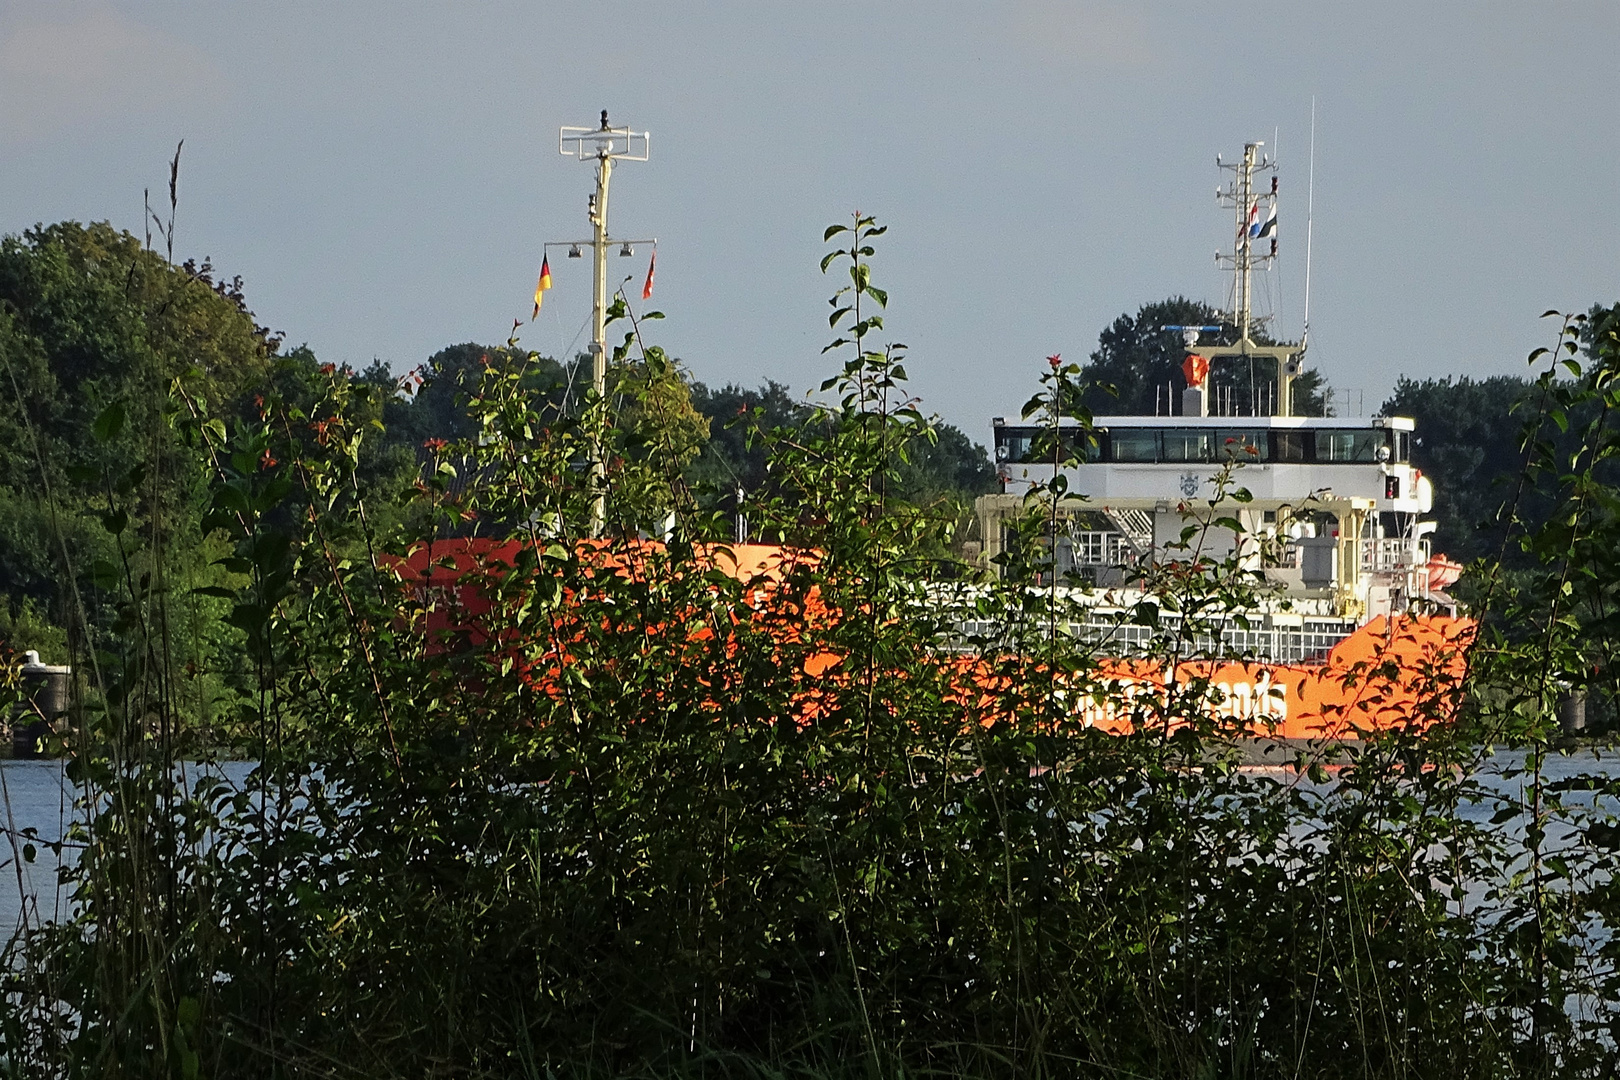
[4,223,1620,1080]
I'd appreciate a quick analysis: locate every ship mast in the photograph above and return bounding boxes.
[1207,141,1304,416]
[552,111,655,536]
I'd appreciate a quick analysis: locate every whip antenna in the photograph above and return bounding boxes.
[1303,97,1316,350]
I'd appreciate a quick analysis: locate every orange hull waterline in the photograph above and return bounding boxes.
[1073,615,1474,739]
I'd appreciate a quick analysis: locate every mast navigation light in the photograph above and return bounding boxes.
[620,243,633,257]
[568,245,582,258]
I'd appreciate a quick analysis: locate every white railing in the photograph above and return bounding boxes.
[954,614,1360,664]
[1360,538,1430,573]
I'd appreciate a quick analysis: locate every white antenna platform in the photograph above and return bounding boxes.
[561,111,649,161]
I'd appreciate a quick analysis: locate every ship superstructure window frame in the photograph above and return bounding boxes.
[1272,431,1309,461]
[992,426,1095,465]
[993,422,1410,467]
[1217,429,1266,461]
[1110,429,1159,462]
[1314,429,1384,463]
[1161,428,1215,463]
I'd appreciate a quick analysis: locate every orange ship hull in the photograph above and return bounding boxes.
[389,539,1474,740]
[1068,615,1474,739]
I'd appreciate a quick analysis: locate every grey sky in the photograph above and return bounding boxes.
[2,1,1615,440]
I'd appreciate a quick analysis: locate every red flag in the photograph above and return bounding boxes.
[641,249,656,300]
[1182,353,1210,388]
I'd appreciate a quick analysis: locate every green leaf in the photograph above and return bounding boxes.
[823,224,849,241]
[89,559,121,590]
[92,401,126,442]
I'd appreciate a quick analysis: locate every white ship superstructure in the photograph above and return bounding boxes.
[973,140,1455,656]
[978,413,1441,623]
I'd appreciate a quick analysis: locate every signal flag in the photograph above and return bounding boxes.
[532,256,553,321]
[642,250,656,300]
[1182,353,1210,388]
[1252,203,1278,240]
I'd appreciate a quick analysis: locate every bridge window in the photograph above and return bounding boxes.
[1272,431,1308,461]
[1315,429,1384,462]
[1161,428,1214,462]
[1110,429,1159,462]
[997,423,1407,466]
[993,426,1094,464]
[1217,429,1265,461]
[994,429,1033,464]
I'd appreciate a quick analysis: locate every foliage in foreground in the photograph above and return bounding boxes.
[1,224,1620,1080]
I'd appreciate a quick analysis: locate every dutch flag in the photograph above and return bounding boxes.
[1250,202,1277,240]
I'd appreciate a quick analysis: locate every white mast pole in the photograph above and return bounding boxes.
[1238,142,1255,347]
[557,111,652,537]
[590,142,613,534]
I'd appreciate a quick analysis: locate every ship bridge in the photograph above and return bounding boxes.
[976,414,1447,621]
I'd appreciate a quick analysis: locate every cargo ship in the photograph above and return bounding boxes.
[400,138,1473,744]
[969,141,1472,739]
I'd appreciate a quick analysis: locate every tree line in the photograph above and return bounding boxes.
[0,223,1002,667]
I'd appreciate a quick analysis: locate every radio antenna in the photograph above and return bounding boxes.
[1303,97,1316,350]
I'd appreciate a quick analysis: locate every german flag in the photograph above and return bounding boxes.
[531,256,553,320]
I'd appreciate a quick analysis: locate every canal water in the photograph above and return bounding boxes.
[0,759,257,936]
[2,750,1617,940]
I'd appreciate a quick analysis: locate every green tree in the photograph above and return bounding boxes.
[1082,296,1329,416]
[0,221,276,670]
[381,342,575,450]
[687,379,814,496]
[1380,374,1539,563]
[687,379,996,520]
